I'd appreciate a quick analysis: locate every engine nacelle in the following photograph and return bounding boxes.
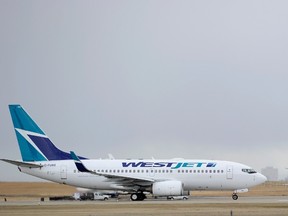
[152,180,183,196]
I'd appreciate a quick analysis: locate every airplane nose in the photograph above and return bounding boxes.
[257,173,267,184]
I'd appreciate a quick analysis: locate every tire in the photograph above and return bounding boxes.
[131,193,138,201]
[232,194,238,200]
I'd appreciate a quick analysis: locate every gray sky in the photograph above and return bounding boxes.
[1,1,288,181]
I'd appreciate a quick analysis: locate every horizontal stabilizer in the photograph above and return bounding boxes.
[1,159,42,168]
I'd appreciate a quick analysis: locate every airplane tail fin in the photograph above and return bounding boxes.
[9,105,85,162]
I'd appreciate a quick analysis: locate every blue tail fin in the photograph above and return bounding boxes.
[9,105,86,162]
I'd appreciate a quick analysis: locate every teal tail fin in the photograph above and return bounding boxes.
[9,105,86,162]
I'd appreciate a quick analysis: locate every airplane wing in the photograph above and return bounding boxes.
[1,159,43,168]
[70,151,155,189]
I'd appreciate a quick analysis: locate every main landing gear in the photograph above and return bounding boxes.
[232,193,238,200]
[130,192,146,201]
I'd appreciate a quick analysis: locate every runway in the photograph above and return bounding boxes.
[1,195,288,205]
[1,181,288,216]
[1,196,288,216]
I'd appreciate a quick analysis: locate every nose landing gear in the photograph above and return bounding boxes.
[232,193,238,200]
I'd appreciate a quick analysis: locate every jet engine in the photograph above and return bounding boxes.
[152,180,183,196]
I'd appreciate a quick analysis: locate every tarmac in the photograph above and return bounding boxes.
[1,182,288,215]
[1,195,288,205]
[1,196,288,216]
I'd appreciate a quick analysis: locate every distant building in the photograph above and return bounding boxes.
[261,166,278,181]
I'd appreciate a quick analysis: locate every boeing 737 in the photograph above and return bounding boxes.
[1,105,267,201]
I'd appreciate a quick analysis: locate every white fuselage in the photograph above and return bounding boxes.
[20,159,266,192]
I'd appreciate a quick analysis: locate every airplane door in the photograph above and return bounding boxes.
[60,165,67,179]
[226,165,233,179]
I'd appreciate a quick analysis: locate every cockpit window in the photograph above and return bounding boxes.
[242,168,257,174]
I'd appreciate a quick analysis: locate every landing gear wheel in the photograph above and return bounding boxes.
[232,194,238,200]
[130,193,146,201]
[131,193,138,201]
[138,193,146,201]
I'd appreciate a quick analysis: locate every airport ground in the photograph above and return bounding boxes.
[1,182,288,215]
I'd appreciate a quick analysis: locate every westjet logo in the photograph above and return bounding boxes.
[122,162,217,169]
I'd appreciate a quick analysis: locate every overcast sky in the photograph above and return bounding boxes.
[1,1,288,181]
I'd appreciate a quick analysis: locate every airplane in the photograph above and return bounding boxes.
[1,104,267,201]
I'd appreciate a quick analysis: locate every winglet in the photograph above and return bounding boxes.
[70,152,154,183]
[70,151,91,173]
